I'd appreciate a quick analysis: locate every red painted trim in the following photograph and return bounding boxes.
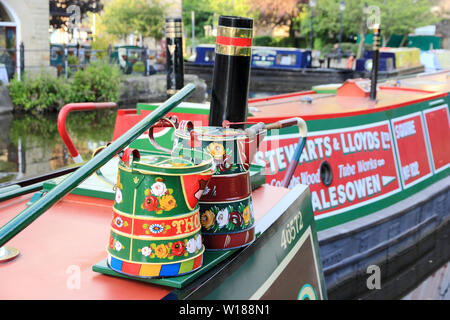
[248,90,316,104]
[203,227,255,250]
[200,173,251,202]
[111,209,201,238]
[216,35,252,47]
[121,148,140,163]
[117,109,138,115]
[57,102,116,158]
[122,261,141,275]
[193,254,203,269]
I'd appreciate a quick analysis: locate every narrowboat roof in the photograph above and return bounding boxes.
[0,180,290,299]
[195,44,310,52]
[196,44,215,48]
[252,46,310,52]
[383,70,450,93]
[248,82,447,121]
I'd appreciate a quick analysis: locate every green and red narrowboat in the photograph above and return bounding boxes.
[0,16,328,301]
[115,70,450,299]
[0,13,449,300]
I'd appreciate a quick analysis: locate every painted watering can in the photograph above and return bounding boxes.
[148,116,308,250]
[95,146,214,277]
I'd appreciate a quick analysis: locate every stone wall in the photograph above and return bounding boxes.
[2,0,52,75]
[0,83,13,114]
[119,74,207,106]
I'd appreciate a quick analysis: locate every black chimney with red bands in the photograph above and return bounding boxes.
[208,16,253,129]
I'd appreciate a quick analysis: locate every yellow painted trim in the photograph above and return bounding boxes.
[113,206,199,220]
[107,246,204,265]
[167,89,180,94]
[217,25,253,38]
[199,195,251,205]
[133,155,213,169]
[174,131,249,142]
[119,151,213,172]
[119,164,212,176]
[139,263,162,276]
[165,21,182,27]
[130,189,137,260]
[215,43,251,57]
[110,226,202,240]
[165,32,183,38]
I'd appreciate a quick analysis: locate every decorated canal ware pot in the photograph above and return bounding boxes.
[169,121,267,250]
[103,147,214,277]
[148,117,306,251]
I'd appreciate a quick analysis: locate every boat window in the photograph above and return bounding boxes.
[0,4,13,22]
[276,54,297,66]
[204,50,215,62]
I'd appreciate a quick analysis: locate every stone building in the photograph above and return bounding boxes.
[0,0,50,80]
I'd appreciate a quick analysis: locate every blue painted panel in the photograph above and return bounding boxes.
[109,256,123,271]
[159,263,181,276]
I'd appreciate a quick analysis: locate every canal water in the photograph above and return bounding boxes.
[0,92,277,186]
[0,109,117,186]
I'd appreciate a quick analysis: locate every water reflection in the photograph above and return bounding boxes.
[0,109,117,185]
[0,92,278,186]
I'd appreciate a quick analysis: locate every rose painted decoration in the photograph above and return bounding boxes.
[106,148,214,277]
[140,178,177,214]
[200,201,254,234]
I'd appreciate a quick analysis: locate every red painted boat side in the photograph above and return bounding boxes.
[0,186,288,299]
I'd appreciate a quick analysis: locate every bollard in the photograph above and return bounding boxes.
[165,17,184,98]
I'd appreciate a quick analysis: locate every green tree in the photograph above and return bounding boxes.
[299,0,438,57]
[100,0,166,41]
[183,0,254,41]
[248,0,308,46]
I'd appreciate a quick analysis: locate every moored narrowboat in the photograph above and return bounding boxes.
[124,74,449,299]
[186,45,426,94]
[1,15,448,301]
[186,44,356,93]
[355,47,425,78]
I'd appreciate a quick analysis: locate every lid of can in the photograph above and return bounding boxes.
[175,126,248,141]
[121,150,213,175]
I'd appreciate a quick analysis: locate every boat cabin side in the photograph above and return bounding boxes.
[193,44,312,69]
[121,80,449,230]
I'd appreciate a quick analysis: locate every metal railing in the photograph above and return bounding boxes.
[0,84,196,248]
[0,42,166,82]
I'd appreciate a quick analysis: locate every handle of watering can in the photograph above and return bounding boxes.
[245,122,267,138]
[279,118,308,188]
[148,116,179,153]
[263,117,308,188]
[148,117,199,151]
[265,118,308,137]
[92,145,140,188]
